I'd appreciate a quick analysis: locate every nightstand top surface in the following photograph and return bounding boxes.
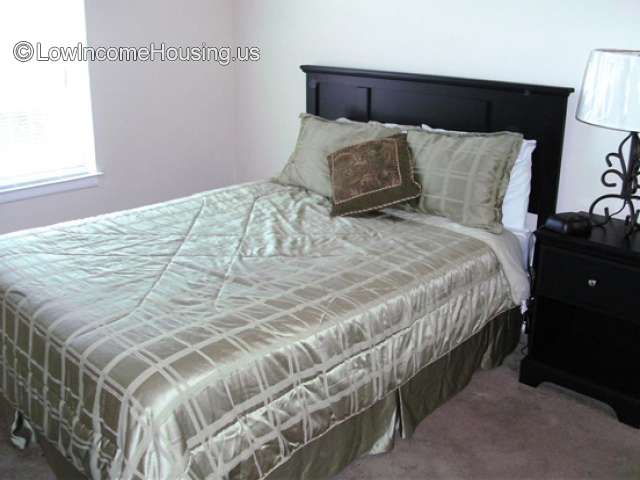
[536,213,640,261]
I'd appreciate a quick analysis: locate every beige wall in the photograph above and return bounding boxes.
[3,0,639,234]
[233,0,639,215]
[1,0,236,234]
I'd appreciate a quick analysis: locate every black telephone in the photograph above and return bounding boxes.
[544,212,592,236]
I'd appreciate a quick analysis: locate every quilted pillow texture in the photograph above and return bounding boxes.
[277,114,394,197]
[407,130,523,233]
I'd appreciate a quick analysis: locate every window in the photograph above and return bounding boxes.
[0,1,98,200]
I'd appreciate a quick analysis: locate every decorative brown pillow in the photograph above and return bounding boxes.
[327,134,421,216]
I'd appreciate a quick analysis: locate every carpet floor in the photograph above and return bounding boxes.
[0,347,638,480]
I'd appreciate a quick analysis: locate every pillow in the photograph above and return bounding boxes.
[277,114,393,197]
[501,140,536,231]
[336,117,422,133]
[328,134,421,216]
[407,129,523,233]
[421,124,537,232]
[369,121,422,133]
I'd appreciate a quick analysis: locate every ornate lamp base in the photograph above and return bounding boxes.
[589,132,640,236]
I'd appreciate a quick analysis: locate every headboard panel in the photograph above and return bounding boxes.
[301,65,574,226]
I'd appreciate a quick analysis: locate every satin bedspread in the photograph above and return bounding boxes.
[0,181,523,479]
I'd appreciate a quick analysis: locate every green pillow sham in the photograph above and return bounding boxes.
[407,130,523,233]
[277,114,394,197]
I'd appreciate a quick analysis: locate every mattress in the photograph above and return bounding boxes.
[0,181,527,480]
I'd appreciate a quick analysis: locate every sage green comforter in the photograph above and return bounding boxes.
[0,181,526,479]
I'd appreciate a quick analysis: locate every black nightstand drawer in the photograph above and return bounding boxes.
[536,245,640,321]
[531,297,640,397]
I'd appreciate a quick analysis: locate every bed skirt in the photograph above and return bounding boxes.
[268,307,522,479]
[4,308,521,480]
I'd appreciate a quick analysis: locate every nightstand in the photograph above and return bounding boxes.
[519,214,640,428]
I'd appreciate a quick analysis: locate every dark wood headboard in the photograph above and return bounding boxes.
[301,65,574,226]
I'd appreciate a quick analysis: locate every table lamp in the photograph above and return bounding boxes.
[576,49,640,235]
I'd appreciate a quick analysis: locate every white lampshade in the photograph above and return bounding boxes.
[576,49,640,133]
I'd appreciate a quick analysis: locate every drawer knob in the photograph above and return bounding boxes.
[588,279,598,288]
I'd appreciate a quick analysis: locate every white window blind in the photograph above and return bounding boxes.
[0,1,97,192]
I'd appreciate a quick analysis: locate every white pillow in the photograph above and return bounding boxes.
[502,140,536,231]
[337,118,421,133]
[421,124,536,232]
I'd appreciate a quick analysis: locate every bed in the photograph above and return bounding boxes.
[0,66,573,480]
